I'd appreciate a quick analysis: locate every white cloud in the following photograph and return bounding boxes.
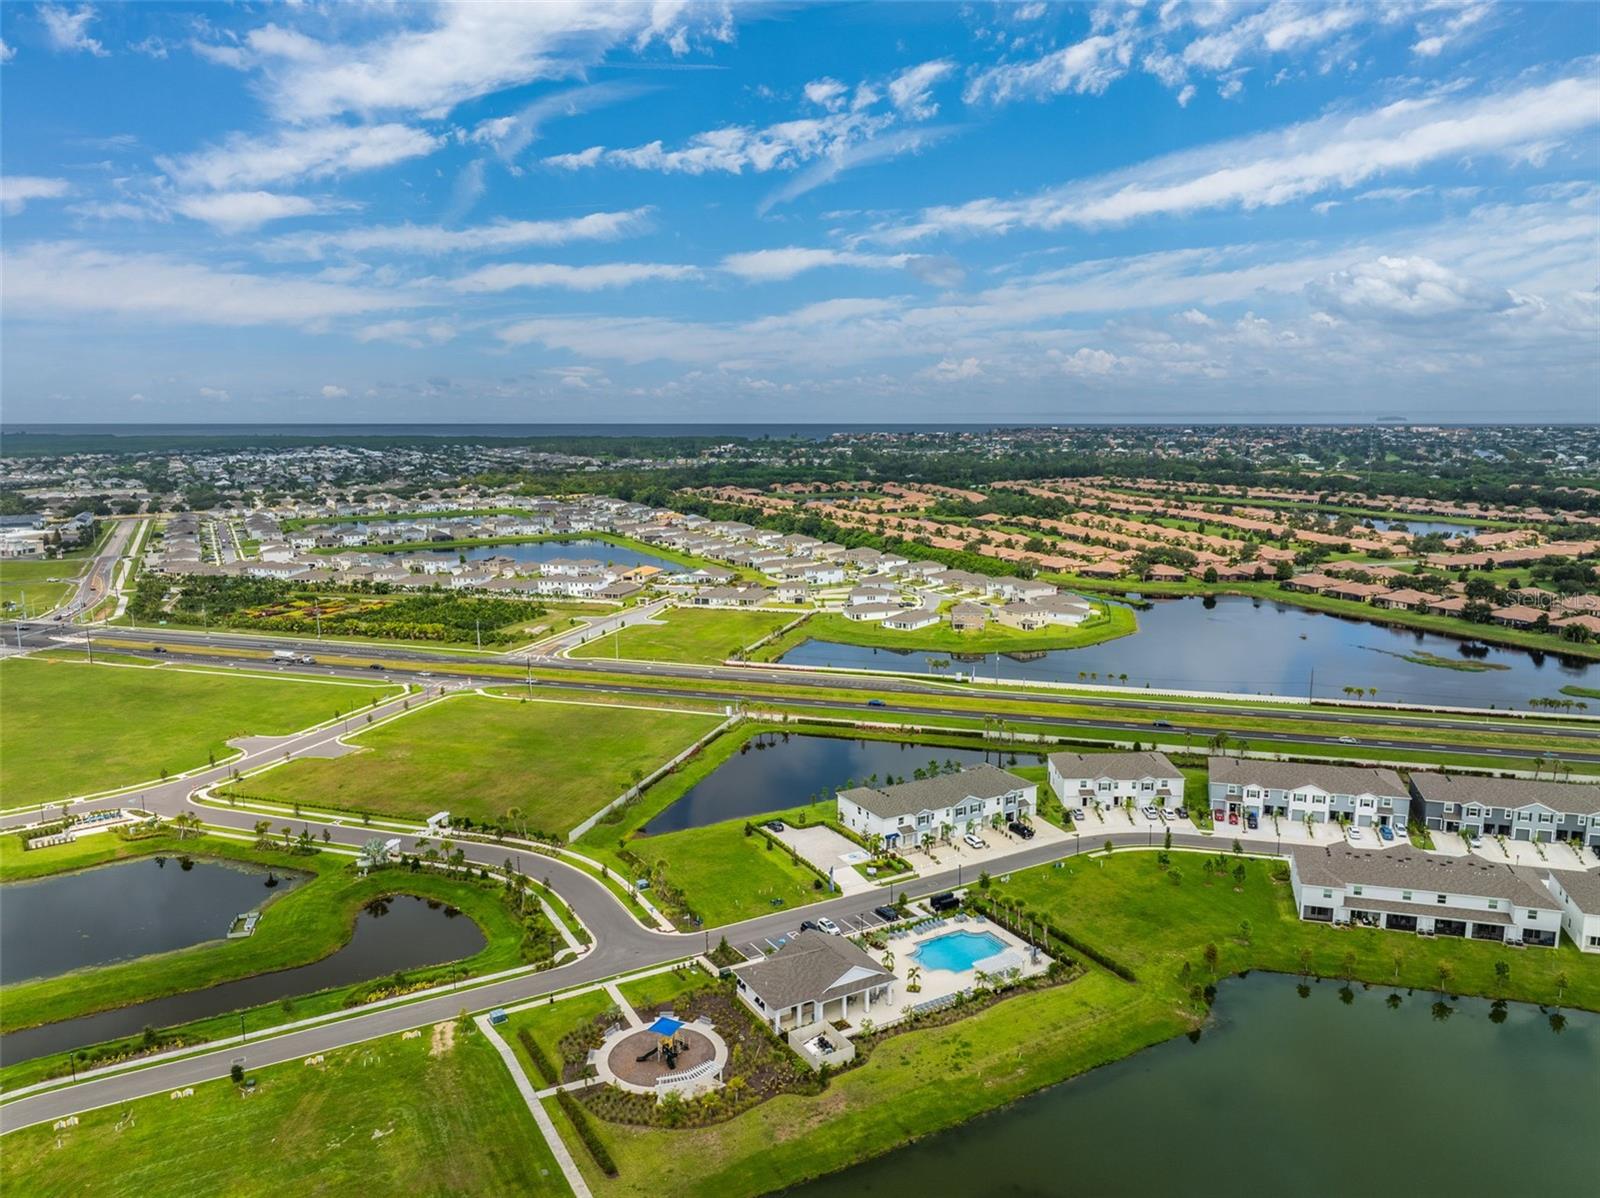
[804,77,848,111]
[173,191,334,232]
[449,261,700,293]
[1307,255,1515,322]
[320,384,349,399]
[1412,2,1494,58]
[235,4,731,122]
[356,319,458,347]
[161,123,440,191]
[0,176,71,215]
[925,355,982,380]
[964,35,1132,105]
[39,5,107,57]
[198,386,230,401]
[869,74,1600,242]
[268,207,653,259]
[719,247,914,281]
[0,37,15,63]
[2,243,419,327]
[887,59,955,119]
[462,82,647,167]
[1055,347,1121,375]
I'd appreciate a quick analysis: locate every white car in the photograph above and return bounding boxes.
[1336,736,1357,744]
[963,833,986,850]
[1468,835,1485,850]
[1141,805,1160,820]
[1348,827,1364,841]
[816,917,841,935]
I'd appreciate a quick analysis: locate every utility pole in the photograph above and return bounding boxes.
[475,618,481,650]
[1308,668,1314,702]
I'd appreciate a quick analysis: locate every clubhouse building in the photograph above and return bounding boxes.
[836,764,1036,849]
[730,930,896,1031]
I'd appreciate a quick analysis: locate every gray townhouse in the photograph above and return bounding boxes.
[1288,844,1562,947]
[1208,760,1410,829]
[1409,773,1600,847]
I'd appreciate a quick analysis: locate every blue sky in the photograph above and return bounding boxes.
[2,1,1597,424]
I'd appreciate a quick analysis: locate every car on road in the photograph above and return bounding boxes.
[1140,805,1160,820]
[963,832,986,850]
[816,917,841,935]
[1246,812,1259,830]
[1348,827,1364,841]
[866,699,887,708]
[1152,720,1175,729]
[1008,820,1035,840]
[873,905,900,922]
[1337,735,1357,744]
[1379,824,1395,842]
[368,663,384,670]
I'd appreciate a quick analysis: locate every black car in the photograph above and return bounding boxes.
[1009,821,1036,840]
[1246,813,1259,830]
[1152,720,1174,729]
[766,819,785,833]
[151,646,167,653]
[368,663,384,670]
[799,919,821,932]
[873,905,900,922]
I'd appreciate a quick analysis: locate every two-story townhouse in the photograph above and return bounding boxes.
[1289,845,1562,947]
[1540,869,1600,953]
[1409,773,1600,847]
[836,765,1036,849]
[1208,760,1410,829]
[1048,751,1185,812]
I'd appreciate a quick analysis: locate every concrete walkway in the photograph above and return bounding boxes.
[477,1016,592,1198]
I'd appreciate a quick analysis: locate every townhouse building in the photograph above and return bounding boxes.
[1207,760,1410,829]
[1540,869,1600,953]
[1409,773,1600,846]
[836,764,1036,849]
[1048,751,1185,811]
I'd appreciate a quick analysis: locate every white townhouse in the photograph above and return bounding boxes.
[1048,751,1185,812]
[881,607,939,631]
[1288,844,1563,948]
[1540,869,1600,953]
[1208,760,1411,830]
[837,764,1036,849]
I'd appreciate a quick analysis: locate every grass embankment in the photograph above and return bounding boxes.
[0,557,76,615]
[0,1027,567,1198]
[751,602,1137,662]
[0,657,400,809]
[0,835,528,1039]
[571,606,797,664]
[554,851,1599,1197]
[224,692,722,838]
[1042,575,1600,662]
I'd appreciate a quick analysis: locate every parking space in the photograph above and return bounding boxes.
[733,903,906,962]
[918,814,1070,871]
[769,823,877,896]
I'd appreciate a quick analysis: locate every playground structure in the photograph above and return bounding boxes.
[596,1015,729,1100]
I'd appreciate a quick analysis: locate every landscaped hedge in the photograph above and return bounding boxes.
[516,1027,559,1086]
[969,895,1137,983]
[557,1089,618,1177]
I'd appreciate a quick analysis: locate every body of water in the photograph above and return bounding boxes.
[1,857,303,983]
[642,734,1041,834]
[787,972,1599,1198]
[1367,516,1487,537]
[0,894,484,1063]
[776,595,1592,707]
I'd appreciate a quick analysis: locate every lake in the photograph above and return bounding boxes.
[643,733,1042,834]
[776,595,1593,707]
[785,972,1599,1198]
[0,856,304,983]
[0,894,485,1063]
[1367,517,1487,537]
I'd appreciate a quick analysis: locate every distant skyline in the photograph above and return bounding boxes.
[2,1,1597,424]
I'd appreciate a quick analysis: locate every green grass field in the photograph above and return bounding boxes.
[0,1027,567,1198]
[753,602,1137,661]
[503,987,619,1083]
[571,606,797,664]
[232,693,722,838]
[0,658,400,809]
[0,557,79,616]
[619,819,825,927]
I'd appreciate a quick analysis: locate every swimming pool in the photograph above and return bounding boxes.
[911,930,1007,973]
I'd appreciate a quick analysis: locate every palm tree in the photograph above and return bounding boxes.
[905,965,922,993]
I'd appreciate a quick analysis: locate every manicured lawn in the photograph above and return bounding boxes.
[234,693,722,839]
[620,820,825,928]
[0,658,399,809]
[0,1027,567,1198]
[0,556,79,615]
[615,967,712,1015]
[753,602,1136,661]
[0,836,529,1038]
[504,987,619,1083]
[571,606,796,663]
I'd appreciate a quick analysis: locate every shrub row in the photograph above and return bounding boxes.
[969,895,1137,983]
[557,1089,618,1177]
[516,1027,559,1086]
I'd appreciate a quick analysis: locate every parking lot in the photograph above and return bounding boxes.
[730,901,911,962]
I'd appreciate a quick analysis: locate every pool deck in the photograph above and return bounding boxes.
[881,916,1049,1014]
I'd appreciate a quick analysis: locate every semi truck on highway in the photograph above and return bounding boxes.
[272,650,316,664]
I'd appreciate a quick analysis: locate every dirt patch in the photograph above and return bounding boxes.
[428,1021,456,1057]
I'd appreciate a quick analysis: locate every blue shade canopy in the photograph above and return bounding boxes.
[647,1016,684,1036]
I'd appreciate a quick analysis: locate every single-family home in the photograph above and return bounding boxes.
[1047,751,1184,811]
[882,607,939,631]
[948,601,988,631]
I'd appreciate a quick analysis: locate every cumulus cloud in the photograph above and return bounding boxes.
[924,355,982,380]
[320,384,349,399]
[0,176,71,215]
[356,319,458,347]
[173,191,335,232]
[1307,255,1516,322]
[964,34,1132,105]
